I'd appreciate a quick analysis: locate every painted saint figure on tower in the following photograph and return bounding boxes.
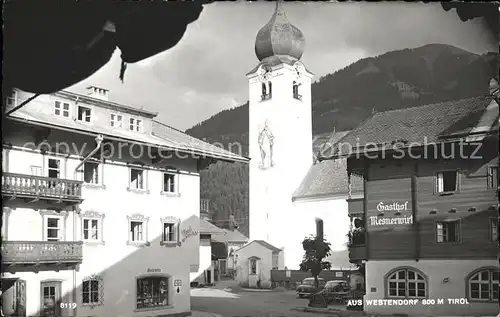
[258,121,274,169]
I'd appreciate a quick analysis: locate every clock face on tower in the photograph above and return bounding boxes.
[293,61,304,81]
[258,120,275,170]
[257,63,272,83]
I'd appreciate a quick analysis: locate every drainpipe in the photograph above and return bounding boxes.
[74,134,104,179]
[71,134,103,316]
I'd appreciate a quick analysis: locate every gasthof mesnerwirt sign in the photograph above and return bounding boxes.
[369,201,412,226]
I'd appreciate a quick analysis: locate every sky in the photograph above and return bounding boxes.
[68,1,496,131]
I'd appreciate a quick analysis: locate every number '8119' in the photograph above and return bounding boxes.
[60,302,77,309]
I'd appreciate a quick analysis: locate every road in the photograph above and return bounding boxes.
[191,286,344,317]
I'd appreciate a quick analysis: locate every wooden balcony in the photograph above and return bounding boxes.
[2,172,83,210]
[2,241,83,273]
[349,244,367,262]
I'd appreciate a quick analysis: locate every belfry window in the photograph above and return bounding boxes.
[261,82,272,101]
[293,81,302,101]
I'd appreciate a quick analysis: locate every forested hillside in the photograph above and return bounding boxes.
[187,44,498,238]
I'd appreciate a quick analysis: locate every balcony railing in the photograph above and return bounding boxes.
[2,241,84,264]
[2,172,83,200]
[200,199,210,213]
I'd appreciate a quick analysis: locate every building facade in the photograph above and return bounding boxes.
[1,87,247,317]
[247,0,314,269]
[212,229,248,278]
[332,93,499,316]
[292,131,364,270]
[233,240,284,289]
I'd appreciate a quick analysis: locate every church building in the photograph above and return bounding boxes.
[246,1,352,270]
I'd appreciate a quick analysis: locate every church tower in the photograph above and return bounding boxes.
[247,0,313,266]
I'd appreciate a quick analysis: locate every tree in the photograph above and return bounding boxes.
[299,234,332,289]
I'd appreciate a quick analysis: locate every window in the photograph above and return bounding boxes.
[162,222,177,243]
[250,259,257,274]
[261,82,272,101]
[491,218,498,242]
[219,259,227,275]
[127,214,149,245]
[436,220,460,243]
[386,268,427,299]
[130,221,145,242]
[467,268,499,302]
[82,162,99,184]
[54,101,70,117]
[83,219,99,241]
[80,211,105,244]
[163,173,177,193]
[30,165,43,176]
[110,113,123,128]
[82,275,103,307]
[2,149,9,173]
[46,158,61,179]
[293,81,302,100]
[77,106,92,123]
[136,276,169,310]
[46,217,62,241]
[487,166,498,189]
[6,90,16,107]
[130,118,143,132]
[272,254,279,269]
[129,168,145,190]
[436,170,458,194]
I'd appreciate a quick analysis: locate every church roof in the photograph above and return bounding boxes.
[293,131,364,201]
[254,0,305,63]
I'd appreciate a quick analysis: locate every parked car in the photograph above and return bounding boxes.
[296,277,326,298]
[322,280,350,304]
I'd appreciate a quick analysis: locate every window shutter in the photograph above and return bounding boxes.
[176,220,181,244]
[434,173,441,194]
[487,167,493,188]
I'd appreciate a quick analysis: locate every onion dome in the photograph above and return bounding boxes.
[254,0,305,63]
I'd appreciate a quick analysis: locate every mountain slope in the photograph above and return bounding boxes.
[187,44,498,238]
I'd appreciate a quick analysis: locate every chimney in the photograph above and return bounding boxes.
[489,78,499,97]
[86,86,109,101]
[315,218,324,239]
